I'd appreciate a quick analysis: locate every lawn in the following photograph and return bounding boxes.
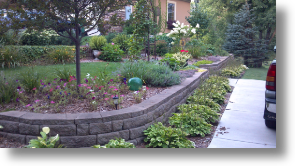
[242,64,269,80]
[0,62,121,82]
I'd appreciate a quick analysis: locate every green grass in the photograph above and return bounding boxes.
[242,64,269,80]
[0,62,121,83]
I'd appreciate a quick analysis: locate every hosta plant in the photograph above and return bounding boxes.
[25,127,64,148]
[144,122,195,148]
[187,96,221,112]
[92,138,135,148]
[178,104,220,124]
[169,112,212,137]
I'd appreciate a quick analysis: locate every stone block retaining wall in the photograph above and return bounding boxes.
[0,56,231,148]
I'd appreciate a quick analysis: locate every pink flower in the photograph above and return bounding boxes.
[50,88,53,92]
[50,101,55,104]
[146,87,149,90]
[19,91,23,94]
[111,95,114,98]
[32,87,36,90]
[112,43,114,45]
[99,86,104,90]
[120,95,124,97]
[64,83,67,87]
[104,98,109,101]
[5,82,8,85]
[26,104,31,107]
[104,92,108,94]
[113,89,118,91]
[83,84,87,87]
[35,100,40,103]
[87,87,92,89]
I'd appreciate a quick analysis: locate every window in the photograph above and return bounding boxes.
[167,2,175,21]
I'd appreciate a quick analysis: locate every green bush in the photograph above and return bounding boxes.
[143,122,195,148]
[92,138,135,148]
[112,33,130,52]
[20,29,60,46]
[150,40,168,56]
[187,45,202,59]
[159,53,181,71]
[169,111,212,137]
[178,104,220,124]
[100,43,124,62]
[47,47,75,64]
[115,60,181,87]
[105,32,118,43]
[193,60,213,67]
[25,127,64,148]
[89,36,107,50]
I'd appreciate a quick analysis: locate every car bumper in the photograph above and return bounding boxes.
[264,98,276,121]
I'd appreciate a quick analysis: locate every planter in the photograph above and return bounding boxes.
[93,50,102,60]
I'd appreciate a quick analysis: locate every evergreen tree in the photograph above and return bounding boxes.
[223,3,267,68]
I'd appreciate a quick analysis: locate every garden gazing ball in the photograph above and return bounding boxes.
[128,77,143,91]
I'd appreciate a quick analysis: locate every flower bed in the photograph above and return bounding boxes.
[0,56,231,148]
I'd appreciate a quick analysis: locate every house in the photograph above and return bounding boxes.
[125,0,193,33]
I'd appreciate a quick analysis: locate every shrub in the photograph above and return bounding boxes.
[187,45,202,59]
[20,29,60,46]
[89,36,107,50]
[169,111,212,137]
[112,33,130,52]
[100,43,124,62]
[159,53,181,71]
[55,66,72,82]
[92,138,135,148]
[193,60,213,67]
[150,40,168,56]
[25,127,64,148]
[144,122,195,148]
[105,32,119,43]
[47,48,75,64]
[221,64,248,78]
[115,60,181,87]
[0,46,21,68]
[178,104,220,124]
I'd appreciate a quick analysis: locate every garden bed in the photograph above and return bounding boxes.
[0,56,231,148]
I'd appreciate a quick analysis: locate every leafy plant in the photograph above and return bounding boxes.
[0,76,19,104]
[150,40,168,56]
[92,138,135,148]
[193,60,213,67]
[100,43,124,62]
[0,46,21,68]
[19,67,40,93]
[169,111,212,137]
[89,36,107,50]
[105,32,119,43]
[20,29,60,46]
[144,122,195,148]
[159,53,181,71]
[25,127,64,148]
[178,104,220,124]
[112,33,130,52]
[47,48,75,64]
[55,66,72,82]
[187,96,221,112]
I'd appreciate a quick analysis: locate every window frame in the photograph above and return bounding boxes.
[167,1,176,21]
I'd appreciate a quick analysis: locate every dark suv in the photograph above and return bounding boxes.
[264,50,276,129]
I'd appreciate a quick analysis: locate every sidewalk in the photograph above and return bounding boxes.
[208,79,276,148]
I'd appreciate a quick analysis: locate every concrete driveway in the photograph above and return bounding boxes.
[208,79,276,148]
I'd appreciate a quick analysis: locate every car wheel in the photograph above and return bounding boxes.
[265,120,276,129]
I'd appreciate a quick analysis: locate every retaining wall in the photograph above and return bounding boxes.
[0,56,231,148]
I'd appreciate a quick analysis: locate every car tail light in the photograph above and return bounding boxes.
[266,63,276,90]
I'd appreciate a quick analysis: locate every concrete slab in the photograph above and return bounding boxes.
[208,79,276,148]
[228,79,238,87]
[208,138,276,148]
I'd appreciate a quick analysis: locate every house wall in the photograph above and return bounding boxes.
[161,0,191,33]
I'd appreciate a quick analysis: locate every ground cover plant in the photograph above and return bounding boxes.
[92,138,135,148]
[221,58,249,78]
[193,60,213,67]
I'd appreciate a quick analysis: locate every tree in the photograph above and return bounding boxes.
[12,0,135,87]
[223,3,267,67]
[185,3,210,38]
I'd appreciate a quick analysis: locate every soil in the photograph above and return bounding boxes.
[0,56,227,148]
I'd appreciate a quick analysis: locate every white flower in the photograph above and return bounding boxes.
[176,20,180,25]
[0,125,3,129]
[92,101,96,104]
[86,73,90,78]
[42,127,50,134]
[191,29,196,34]
[89,89,94,92]
[171,42,175,45]
[196,23,200,28]
[172,37,176,40]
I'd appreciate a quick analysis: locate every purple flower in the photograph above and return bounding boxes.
[59,79,63,82]
[53,81,56,83]
[85,79,88,83]
[110,79,113,82]
[31,108,34,111]
[35,100,40,103]
[50,101,55,104]
[41,82,44,85]
[26,104,31,107]
[16,98,19,102]
[47,95,50,99]
[48,83,51,86]
[40,79,42,82]
[16,80,18,82]
[92,97,95,100]
[54,78,57,80]
[17,86,21,89]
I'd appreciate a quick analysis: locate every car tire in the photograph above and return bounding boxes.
[265,120,276,129]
